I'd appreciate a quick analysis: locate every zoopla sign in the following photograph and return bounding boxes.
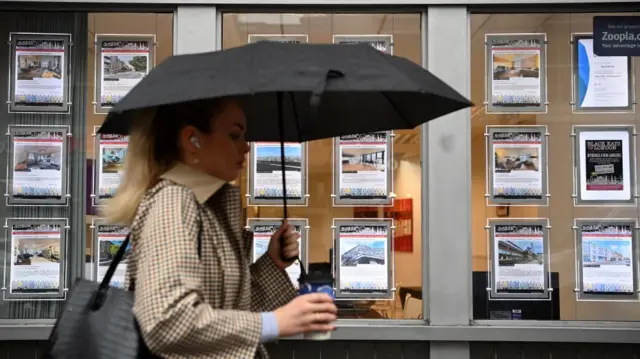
[593,16,640,56]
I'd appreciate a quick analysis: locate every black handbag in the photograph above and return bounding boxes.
[44,223,202,359]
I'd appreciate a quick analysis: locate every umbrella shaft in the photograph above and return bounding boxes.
[277,92,289,220]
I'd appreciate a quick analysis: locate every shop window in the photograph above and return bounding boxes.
[84,13,174,295]
[470,13,640,321]
[223,12,423,320]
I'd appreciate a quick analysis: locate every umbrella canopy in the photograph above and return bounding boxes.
[98,42,472,141]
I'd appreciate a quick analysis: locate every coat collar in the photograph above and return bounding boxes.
[160,162,227,204]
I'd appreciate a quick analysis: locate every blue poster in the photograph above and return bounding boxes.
[574,35,631,110]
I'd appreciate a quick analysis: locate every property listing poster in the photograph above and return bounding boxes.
[248,34,308,44]
[96,224,130,288]
[580,223,634,294]
[12,130,64,200]
[491,130,544,201]
[493,224,545,293]
[333,35,393,54]
[338,224,389,293]
[578,130,631,202]
[251,222,303,288]
[337,132,389,201]
[13,38,65,106]
[100,40,150,107]
[490,38,542,107]
[252,142,303,200]
[98,134,128,199]
[10,223,62,293]
[575,37,630,109]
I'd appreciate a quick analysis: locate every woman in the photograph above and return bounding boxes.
[102,98,338,359]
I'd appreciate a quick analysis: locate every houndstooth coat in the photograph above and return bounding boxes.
[125,164,297,359]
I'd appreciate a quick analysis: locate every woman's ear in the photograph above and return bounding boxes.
[179,126,200,153]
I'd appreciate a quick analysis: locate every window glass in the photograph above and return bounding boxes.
[85,13,174,288]
[471,13,640,321]
[223,13,423,320]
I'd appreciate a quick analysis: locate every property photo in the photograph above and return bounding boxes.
[583,239,631,267]
[101,147,127,173]
[17,54,62,80]
[492,52,540,80]
[13,144,62,172]
[98,239,132,267]
[103,54,147,81]
[341,239,386,267]
[255,144,302,173]
[494,147,539,172]
[497,239,544,267]
[342,148,386,172]
[14,238,60,266]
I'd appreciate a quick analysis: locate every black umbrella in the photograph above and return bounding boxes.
[98,41,472,273]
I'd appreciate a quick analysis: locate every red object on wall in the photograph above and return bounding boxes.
[353,198,414,252]
[386,198,413,252]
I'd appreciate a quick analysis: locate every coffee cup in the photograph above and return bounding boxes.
[298,271,335,340]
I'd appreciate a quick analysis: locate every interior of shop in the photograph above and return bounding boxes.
[470,13,640,321]
[223,13,423,319]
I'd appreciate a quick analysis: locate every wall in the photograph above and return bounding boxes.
[3,339,640,359]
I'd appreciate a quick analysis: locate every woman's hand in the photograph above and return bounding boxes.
[274,293,338,337]
[267,220,300,270]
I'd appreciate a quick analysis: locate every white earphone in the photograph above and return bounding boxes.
[190,136,201,149]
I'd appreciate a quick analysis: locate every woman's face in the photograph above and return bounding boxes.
[183,101,250,181]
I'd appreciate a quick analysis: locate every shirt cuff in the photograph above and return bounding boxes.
[260,312,280,343]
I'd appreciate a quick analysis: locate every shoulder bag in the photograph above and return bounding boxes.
[44,217,202,359]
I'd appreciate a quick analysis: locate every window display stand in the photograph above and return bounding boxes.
[92,34,157,115]
[246,142,310,207]
[572,218,640,302]
[245,217,310,272]
[90,125,129,207]
[569,33,636,115]
[4,125,72,207]
[485,218,552,301]
[7,32,73,115]
[331,218,396,301]
[484,125,550,207]
[248,34,308,44]
[571,125,638,207]
[483,33,549,115]
[2,217,69,301]
[332,34,394,55]
[332,131,396,207]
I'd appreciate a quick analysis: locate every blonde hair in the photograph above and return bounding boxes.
[101,99,224,225]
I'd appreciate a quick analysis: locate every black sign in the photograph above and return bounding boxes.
[593,16,640,56]
[584,140,624,191]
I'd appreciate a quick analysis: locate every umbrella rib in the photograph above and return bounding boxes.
[381,92,414,129]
